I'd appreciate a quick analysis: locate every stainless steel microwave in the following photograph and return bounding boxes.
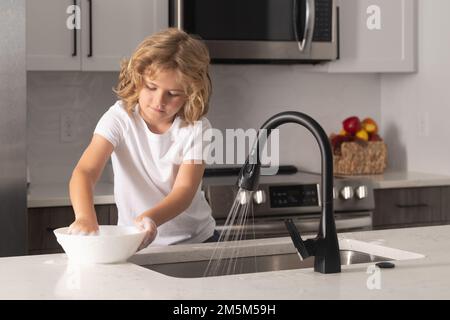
[170,0,339,63]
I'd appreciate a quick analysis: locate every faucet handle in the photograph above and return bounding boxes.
[284,219,310,260]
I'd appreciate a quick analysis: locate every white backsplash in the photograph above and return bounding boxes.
[208,64,381,172]
[27,71,117,184]
[27,66,380,184]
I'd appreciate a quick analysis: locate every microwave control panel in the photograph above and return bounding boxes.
[313,0,333,42]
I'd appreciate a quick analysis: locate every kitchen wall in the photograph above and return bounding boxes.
[380,0,450,175]
[28,66,380,184]
[27,72,117,184]
[208,65,381,172]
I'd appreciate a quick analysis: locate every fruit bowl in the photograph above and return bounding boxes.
[330,116,387,175]
[54,225,146,264]
[333,141,387,175]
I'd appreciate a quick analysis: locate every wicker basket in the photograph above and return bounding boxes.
[333,141,387,175]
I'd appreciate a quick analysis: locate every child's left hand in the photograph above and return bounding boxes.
[134,216,158,250]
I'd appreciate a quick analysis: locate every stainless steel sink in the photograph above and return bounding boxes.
[142,250,392,278]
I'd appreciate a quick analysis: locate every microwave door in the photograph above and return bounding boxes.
[176,0,296,41]
[171,0,338,62]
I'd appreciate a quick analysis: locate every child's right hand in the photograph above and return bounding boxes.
[68,218,99,235]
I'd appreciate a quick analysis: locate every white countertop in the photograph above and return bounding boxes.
[27,171,450,208]
[1,225,450,299]
[27,182,114,208]
[345,171,450,189]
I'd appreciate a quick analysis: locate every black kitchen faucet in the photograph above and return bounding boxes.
[236,111,341,274]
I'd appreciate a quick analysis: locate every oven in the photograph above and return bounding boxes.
[202,169,374,239]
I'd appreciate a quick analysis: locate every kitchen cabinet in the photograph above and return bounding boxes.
[328,0,417,73]
[441,187,450,223]
[28,204,118,255]
[26,0,168,71]
[373,186,448,229]
[110,204,118,225]
[26,0,80,70]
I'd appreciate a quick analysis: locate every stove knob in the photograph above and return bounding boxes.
[253,190,266,205]
[355,185,368,199]
[340,186,354,200]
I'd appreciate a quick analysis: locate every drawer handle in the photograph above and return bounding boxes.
[395,203,429,209]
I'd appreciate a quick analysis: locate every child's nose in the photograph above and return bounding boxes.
[154,91,167,106]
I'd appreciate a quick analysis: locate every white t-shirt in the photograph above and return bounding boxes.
[94,101,215,245]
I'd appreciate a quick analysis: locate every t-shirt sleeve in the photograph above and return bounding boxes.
[182,117,213,163]
[93,105,128,148]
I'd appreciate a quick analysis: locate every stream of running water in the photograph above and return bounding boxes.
[203,188,257,277]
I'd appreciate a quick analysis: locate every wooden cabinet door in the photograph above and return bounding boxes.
[28,205,110,254]
[441,187,450,224]
[80,0,168,71]
[328,0,417,73]
[373,187,442,229]
[109,204,118,225]
[26,0,81,70]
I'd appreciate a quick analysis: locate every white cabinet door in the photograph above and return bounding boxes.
[80,0,168,71]
[26,0,81,70]
[328,0,417,73]
[26,0,168,71]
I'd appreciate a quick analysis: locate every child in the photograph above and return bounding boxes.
[68,28,217,249]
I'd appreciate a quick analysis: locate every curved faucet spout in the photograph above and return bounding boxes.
[237,111,341,274]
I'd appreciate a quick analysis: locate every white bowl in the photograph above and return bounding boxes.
[54,225,146,264]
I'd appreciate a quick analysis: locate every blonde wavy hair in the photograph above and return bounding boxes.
[114,28,211,124]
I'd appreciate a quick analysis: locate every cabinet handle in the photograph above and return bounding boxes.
[293,0,315,52]
[87,0,93,57]
[395,203,429,209]
[72,0,77,56]
[174,0,184,29]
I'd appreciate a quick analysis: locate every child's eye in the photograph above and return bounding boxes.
[146,85,156,91]
[168,91,181,97]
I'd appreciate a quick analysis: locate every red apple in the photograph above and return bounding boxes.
[330,134,353,155]
[342,116,361,135]
[369,133,382,141]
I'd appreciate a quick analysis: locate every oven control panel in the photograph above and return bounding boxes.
[202,172,375,219]
[269,184,319,208]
